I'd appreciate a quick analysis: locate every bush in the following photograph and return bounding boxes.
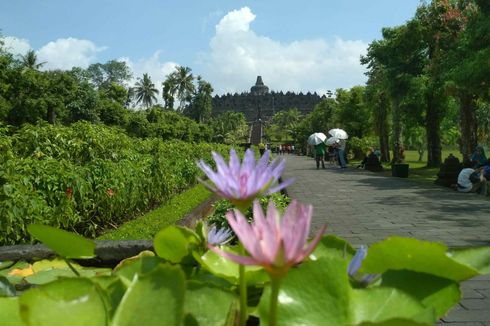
[0,122,231,244]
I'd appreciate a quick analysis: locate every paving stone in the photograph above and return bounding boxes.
[282,155,490,325]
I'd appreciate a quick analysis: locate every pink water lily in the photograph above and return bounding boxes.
[197,149,293,211]
[209,200,326,277]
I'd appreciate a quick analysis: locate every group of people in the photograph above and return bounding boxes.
[314,139,347,169]
[457,145,490,196]
[276,144,295,155]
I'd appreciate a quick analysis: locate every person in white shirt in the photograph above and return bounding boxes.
[457,161,486,195]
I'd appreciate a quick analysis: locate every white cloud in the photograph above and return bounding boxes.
[202,7,368,95]
[37,38,104,70]
[3,36,31,56]
[120,51,179,105]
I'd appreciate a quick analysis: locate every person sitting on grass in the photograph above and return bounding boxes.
[470,145,487,168]
[457,160,487,196]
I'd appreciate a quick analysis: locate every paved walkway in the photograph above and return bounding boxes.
[281,154,490,326]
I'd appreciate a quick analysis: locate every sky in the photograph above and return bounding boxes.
[0,0,422,97]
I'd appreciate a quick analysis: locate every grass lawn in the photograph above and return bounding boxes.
[97,184,212,240]
[350,150,462,184]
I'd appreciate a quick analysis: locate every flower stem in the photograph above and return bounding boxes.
[269,276,282,326]
[64,258,80,277]
[239,246,248,326]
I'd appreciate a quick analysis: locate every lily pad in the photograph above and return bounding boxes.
[19,278,109,326]
[257,257,351,326]
[27,224,95,259]
[381,270,460,318]
[153,226,200,263]
[112,264,185,326]
[360,237,478,281]
[198,248,268,285]
[350,287,435,325]
[448,247,490,275]
[184,281,238,326]
[0,297,23,326]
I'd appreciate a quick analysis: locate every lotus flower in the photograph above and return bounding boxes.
[348,245,378,284]
[197,149,293,211]
[208,200,326,277]
[207,224,233,245]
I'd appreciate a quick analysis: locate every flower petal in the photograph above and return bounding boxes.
[207,245,259,266]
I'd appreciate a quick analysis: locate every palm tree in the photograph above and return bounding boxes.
[21,50,46,70]
[134,73,159,108]
[167,66,195,111]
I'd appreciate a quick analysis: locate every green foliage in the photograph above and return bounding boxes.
[210,111,249,145]
[98,184,212,240]
[348,136,379,160]
[0,221,488,325]
[0,122,230,244]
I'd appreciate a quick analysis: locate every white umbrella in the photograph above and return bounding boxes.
[325,137,339,146]
[328,128,348,140]
[307,132,327,145]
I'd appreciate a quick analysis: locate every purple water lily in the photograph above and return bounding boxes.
[207,224,233,245]
[348,245,378,284]
[197,149,293,211]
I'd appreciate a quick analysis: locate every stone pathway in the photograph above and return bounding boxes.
[281,154,490,325]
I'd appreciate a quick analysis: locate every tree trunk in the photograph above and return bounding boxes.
[47,107,56,124]
[458,93,477,161]
[377,93,391,162]
[379,130,390,163]
[426,92,442,167]
[392,98,403,164]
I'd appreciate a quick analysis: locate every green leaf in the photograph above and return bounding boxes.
[91,276,127,318]
[0,261,14,271]
[350,287,435,325]
[0,276,16,297]
[114,252,162,286]
[19,278,109,326]
[448,247,490,275]
[112,264,185,326]
[381,270,461,318]
[184,281,238,326]
[197,248,269,285]
[27,224,95,259]
[153,226,200,263]
[310,235,356,261]
[360,237,478,281]
[0,297,23,326]
[257,258,351,326]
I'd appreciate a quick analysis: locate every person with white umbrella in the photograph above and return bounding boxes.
[308,132,327,169]
[328,129,348,169]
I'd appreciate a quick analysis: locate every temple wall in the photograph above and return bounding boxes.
[212,91,324,122]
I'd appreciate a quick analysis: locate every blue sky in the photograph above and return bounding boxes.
[1,0,422,96]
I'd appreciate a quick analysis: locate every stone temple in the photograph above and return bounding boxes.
[212,76,325,122]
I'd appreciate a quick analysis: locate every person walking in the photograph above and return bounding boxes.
[314,142,326,169]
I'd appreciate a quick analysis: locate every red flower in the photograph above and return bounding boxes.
[65,187,73,199]
[106,188,114,197]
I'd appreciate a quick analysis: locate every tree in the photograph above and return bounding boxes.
[210,112,248,144]
[334,86,371,138]
[442,0,490,159]
[20,50,46,70]
[134,73,159,108]
[185,76,213,123]
[362,24,425,163]
[269,108,302,142]
[164,66,195,111]
[86,60,132,89]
